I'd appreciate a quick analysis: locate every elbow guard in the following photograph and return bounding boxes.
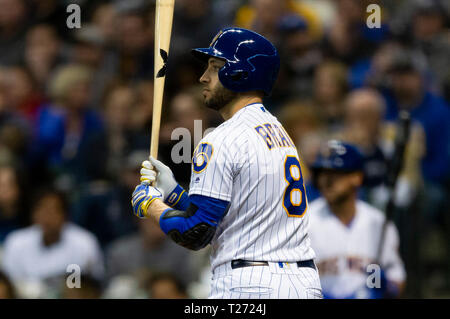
[159,203,217,251]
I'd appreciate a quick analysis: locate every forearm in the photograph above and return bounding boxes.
[147,198,171,226]
[146,185,191,225]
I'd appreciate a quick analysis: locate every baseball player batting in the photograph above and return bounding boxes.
[308,140,406,298]
[131,27,322,299]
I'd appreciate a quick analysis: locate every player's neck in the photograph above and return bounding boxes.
[219,94,263,120]
[329,194,357,227]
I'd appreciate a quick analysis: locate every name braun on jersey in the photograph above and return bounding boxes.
[254,121,295,150]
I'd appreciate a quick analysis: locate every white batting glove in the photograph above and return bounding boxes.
[140,156,178,201]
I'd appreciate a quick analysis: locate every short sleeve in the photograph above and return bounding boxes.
[189,132,247,201]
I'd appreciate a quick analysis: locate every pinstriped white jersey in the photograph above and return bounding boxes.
[189,103,315,271]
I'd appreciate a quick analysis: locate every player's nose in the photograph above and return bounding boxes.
[199,70,209,84]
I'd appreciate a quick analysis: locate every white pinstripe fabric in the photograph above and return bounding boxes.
[209,263,322,299]
[189,103,318,298]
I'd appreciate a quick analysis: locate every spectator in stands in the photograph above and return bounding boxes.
[112,1,153,80]
[1,66,43,125]
[323,0,389,65]
[1,189,104,290]
[27,0,73,38]
[0,0,29,66]
[146,271,188,299]
[129,80,154,138]
[170,0,228,60]
[61,275,102,299]
[348,40,403,89]
[234,0,322,45]
[0,73,31,172]
[383,50,450,186]
[24,24,63,89]
[277,14,323,100]
[341,89,388,198]
[312,61,349,133]
[72,25,118,107]
[409,0,450,93]
[91,2,117,47]
[0,165,28,243]
[80,84,146,183]
[71,150,147,247]
[32,64,103,187]
[381,50,450,250]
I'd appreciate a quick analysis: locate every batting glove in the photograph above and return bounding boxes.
[140,156,189,211]
[131,183,163,219]
[140,156,178,201]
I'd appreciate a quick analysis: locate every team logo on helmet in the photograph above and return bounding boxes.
[321,140,347,157]
[209,30,223,47]
[313,140,363,172]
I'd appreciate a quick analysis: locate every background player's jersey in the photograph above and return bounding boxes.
[189,103,315,271]
[308,198,406,298]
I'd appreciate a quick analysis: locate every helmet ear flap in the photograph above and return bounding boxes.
[219,68,249,91]
[230,71,249,82]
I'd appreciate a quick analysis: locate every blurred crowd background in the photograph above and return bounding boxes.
[0,0,449,299]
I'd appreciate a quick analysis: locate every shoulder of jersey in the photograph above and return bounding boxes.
[3,225,39,248]
[199,104,280,150]
[201,117,251,146]
[356,199,386,224]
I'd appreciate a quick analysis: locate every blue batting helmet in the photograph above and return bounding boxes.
[191,27,280,96]
[311,140,364,173]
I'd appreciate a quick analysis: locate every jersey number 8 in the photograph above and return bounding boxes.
[283,155,307,217]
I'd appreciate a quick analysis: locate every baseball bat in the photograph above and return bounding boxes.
[375,110,411,263]
[150,0,175,159]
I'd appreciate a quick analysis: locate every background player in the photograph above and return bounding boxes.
[131,27,322,299]
[308,140,406,298]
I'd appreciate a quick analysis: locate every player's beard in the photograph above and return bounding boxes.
[204,84,236,111]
